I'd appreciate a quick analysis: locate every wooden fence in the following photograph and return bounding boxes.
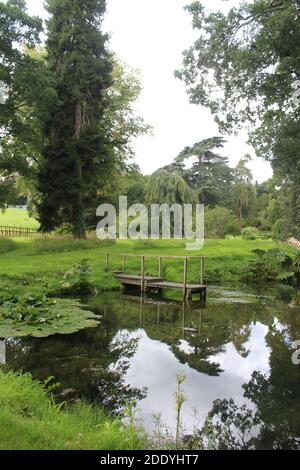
[0,226,39,238]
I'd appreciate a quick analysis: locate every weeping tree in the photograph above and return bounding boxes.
[232,156,256,224]
[235,154,253,183]
[145,170,198,205]
[38,0,113,238]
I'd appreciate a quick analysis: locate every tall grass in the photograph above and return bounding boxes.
[32,237,115,254]
[0,238,17,254]
[0,370,145,450]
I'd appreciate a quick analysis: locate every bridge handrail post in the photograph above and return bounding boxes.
[141,255,145,294]
[183,257,188,300]
[200,258,205,285]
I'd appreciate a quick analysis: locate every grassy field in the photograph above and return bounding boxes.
[0,208,39,229]
[0,209,294,289]
[0,237,295,292]
[0,370,144,450]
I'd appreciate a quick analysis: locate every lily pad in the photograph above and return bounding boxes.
[0,298,100,338]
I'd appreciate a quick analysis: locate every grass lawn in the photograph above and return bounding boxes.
[0,208,39,229]
[0,237,295,291]
[0,370,144,450]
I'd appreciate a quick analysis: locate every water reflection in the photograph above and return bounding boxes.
[3,288,300,446]
[4,314,146,412]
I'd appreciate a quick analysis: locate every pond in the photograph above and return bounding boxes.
[2,287,300,447]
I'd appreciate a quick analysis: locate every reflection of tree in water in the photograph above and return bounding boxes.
[104,295,265,377]
[243,310,300,449]
[171,336,224,376]
[170,303,260,376]
[197,307,300,450]
[5,312,146,414]
[6,290,300,447]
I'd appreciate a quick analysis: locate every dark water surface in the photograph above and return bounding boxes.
[3,287,300,444]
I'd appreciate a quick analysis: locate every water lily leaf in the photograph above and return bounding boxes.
[0,298,100,338]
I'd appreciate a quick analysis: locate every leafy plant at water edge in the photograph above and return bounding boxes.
[59,260,95,296]
[241,249,296,284]
[174,372,187,448]
[0,293,100,338]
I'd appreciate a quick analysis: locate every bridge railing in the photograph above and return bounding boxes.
[105,252,206,293]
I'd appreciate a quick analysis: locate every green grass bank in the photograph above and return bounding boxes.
[0,370,145,450]
[0,237,295,293]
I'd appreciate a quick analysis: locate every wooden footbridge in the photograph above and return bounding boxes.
[105,253,207,302]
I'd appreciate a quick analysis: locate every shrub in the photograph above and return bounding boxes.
[275,284,294,302]
[0,238,17,254]
[205,207,240,239]
[59,260,95,296]
[242,227,259,240]
[271,219,286,241]
[206,268,225,284]
[54,223,74,236]
[32,237,115,253]
[241,248,294,284]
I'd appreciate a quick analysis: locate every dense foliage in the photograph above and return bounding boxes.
[176,0,300,238]
[0,1,150,236]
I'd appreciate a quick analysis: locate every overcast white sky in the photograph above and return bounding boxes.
[26,0,272,183]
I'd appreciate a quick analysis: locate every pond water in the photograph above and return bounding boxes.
[2,287,300,447]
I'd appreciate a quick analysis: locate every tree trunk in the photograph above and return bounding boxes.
[73,151,86,240]
[239,203,243,225]
[73,192,86,239]
[73,101,86,239]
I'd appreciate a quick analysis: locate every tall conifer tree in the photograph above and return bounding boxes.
[38,0,112,238]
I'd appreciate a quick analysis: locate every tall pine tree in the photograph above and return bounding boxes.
[176,137,233,206]
[38,0,112,238]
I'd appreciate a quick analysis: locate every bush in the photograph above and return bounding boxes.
[206,268,225,283]
[54,223,74,236]
[242,227,259,240]
[0,238,17,254]
[241,248,294,284]
[59,260,95,296]
[205,207,240,239]
[32,237,115,253]
[271,219,286,241]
